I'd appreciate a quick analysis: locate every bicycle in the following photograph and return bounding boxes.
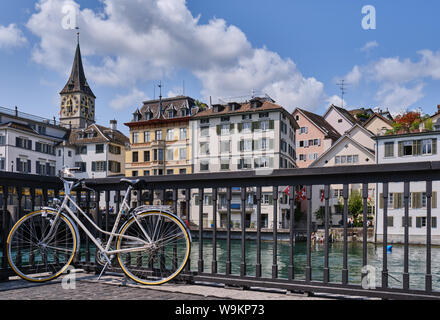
[6,167,192,285]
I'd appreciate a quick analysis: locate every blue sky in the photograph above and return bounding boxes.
[0,0,440,136]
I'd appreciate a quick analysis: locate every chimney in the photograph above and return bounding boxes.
[437,105,440,112]
[110,119,117,131]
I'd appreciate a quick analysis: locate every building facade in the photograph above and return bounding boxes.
[189,97,299,229]
[375,131,440,244]
[124,95,198,178]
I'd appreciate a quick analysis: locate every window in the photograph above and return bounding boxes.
[338,119,343,123]
[403,141,413,156]
[144,151,150,162]
[200,142,210,155]
[167,169,174,175]
[92,161,106,172]
[201,118,209,124]
[179,148,187,160]
[132,152,138,163]
[220,116,230,122]
[156,149,164,161]
[109,145,121,154]
[155,130,162,141]
[261,138,268,150]
[132,171,138,177]
[166,149,174,161]
[238,158,252,169]
[300,127,308,134]
[255,157,271,168]
[422,139,433,155]
[68,150,72,157]
[75,146,87,155]
[168,110,175,118]
[220,141,230,154]
[179,169,187,174]
[242,114,252,120]
[402,216,413,228]
[0,158,5,171]
[96,144,104,154]
[109,161,121,173]
[260,120,270,131]
[144,131,150,142]
[221,124,230,135]
[387,216,394,227]
[242,122,252,132]
[299,154,306,161]
[221,159,230,170]
[200,127,209,137]
[180,128,187,140]
[241,139,253,152]
[132,132,139,144]
[353,155,359,163]
[416,217,427,228]
[74,162,86,172]
[200,160,209,171]
[384,142,394,157]
[388,193,394,207]
[143,170,150,176]
[166,129,174,141]
[0,136,5,145]
[259,112,269,118]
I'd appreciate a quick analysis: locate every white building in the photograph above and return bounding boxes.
[189,97,299,229]
[375,131,440,244]
[0,106,68,176]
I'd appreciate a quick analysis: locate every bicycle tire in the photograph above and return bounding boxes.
[7,210,78,282]
[116,211,191,285]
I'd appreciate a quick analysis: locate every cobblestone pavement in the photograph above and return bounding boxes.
[0,270,332,300]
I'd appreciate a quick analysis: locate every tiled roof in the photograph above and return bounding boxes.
[333,105,357,124]
[67,123,129,147]
[296,108,341,141]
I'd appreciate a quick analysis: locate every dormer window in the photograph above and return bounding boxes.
[168,109,176,118]
[212,104,225,113]
[181,108,189,117]
[145,111,153,120]
[132,110,142,121]
[228,102,241,111]
[250,99,263,109]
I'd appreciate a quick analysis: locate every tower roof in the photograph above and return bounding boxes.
[60,43,96,98]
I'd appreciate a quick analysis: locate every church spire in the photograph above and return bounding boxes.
[60,38,96,98]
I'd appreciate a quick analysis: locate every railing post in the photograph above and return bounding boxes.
[198,188,204,273]
[382,183,389,289]
[426,180,432,293]
[1,186,9,275]
[403,181,410,290]
[362,183,368,282]
[212,187,218,274]
[226,187,232,276]
[288,185,295,281]
[240,187,247,277]
[256,186,262,278]
[306,185,312,283]
[324,184,330,283]
[272,186,278,279]
[342,184,349,285]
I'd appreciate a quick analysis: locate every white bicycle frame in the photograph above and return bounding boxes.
[43,177,157,264]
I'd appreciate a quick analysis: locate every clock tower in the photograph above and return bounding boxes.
[60,40,96,129]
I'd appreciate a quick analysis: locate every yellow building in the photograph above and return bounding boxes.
[124,96,199,177]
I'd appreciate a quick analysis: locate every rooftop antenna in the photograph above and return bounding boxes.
[75,27,80,45]
[336,80,347,109]
[158,81,163,117]
[182,80,185,96]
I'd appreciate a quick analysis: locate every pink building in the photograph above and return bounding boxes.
[293,108,340,168]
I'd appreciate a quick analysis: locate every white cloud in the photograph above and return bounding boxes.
[375,83,425,114]
[26,0,326,111]
[345,65,362,86]
[109,88,148,110]
[0,24,27,49]
[360,40,378,53]
[326,95,345,108]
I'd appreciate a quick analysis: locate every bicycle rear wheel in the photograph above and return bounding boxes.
[7,210,77,282]
[116,211,191,285]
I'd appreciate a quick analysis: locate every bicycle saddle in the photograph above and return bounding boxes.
[120,178,143,188]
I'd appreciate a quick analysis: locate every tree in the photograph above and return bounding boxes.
[348,190,363,226]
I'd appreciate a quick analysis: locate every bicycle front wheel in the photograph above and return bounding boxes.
[7,210,77,282]
[116,211,191,285]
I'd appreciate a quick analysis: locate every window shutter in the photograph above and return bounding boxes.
[397,193,403,209]
[103,161,107,171]
[393,193,398,209]
[432,192,437,209]
[36,161,40,174]
[92,162,96,172]
[413,140,421,155]
[433,139,437,155]
[432,217,437,229]
[230,123,234,133]
[238,123,243,132]
[416,217,422,228]
[208,196,212,206]
[398,142,403,157]
[379,193,384,209]
[216,125,221,135]
[269,120,275,130]
[27,140,32,150]
[268,195,273,205]
[27,160,31,173]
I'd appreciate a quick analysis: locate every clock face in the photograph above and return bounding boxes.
[61,95,79,117]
